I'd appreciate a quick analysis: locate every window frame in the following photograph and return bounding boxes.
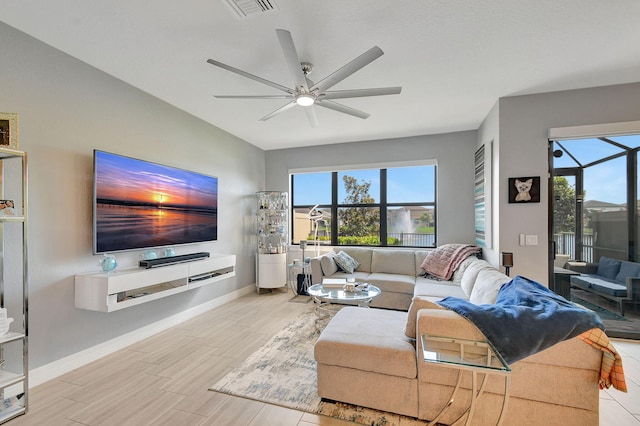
[290,162,437,248]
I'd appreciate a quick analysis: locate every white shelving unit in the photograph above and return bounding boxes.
[0,148,28,424]
[75,254,236,312]
[256,191,288,292]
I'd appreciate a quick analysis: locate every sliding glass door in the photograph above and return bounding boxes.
[550,134,640,339]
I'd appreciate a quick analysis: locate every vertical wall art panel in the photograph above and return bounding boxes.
[474,143,492,248]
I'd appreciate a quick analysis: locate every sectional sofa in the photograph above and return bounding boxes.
[567,256,640,315]
[309,246,484,310]
[312,246,613,425]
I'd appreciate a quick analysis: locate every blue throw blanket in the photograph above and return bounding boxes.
[438,275,604,364]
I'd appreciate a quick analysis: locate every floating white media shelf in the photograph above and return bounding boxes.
[75,254,236,312]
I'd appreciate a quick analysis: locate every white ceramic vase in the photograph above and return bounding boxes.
[0,308,14,336]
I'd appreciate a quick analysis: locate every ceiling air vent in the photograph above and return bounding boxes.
[222,0,278,19]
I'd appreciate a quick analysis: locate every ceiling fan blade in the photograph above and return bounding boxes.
[311,46,384,93]
[207,59,292,94]
[214,95,292,99]
[259,101,297,121]
[320,87,402,100]
[276,29,309,92]
[304,106,319,128]
[316,100,370,119]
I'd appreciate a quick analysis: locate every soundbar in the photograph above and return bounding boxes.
[139,252,210,269]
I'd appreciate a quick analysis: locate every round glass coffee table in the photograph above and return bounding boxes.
[307,283,381,330]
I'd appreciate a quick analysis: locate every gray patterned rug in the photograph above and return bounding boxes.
[209,310,428,425]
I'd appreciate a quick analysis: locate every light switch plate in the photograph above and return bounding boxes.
[519,234,525,246]
[525,235,538,245]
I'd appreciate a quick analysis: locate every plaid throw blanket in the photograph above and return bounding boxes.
[578,328,627,392]
[420,244,481,280]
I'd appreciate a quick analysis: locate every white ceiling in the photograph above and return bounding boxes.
[2,1,640,150]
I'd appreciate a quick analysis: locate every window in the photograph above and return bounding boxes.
[291,164,436,247]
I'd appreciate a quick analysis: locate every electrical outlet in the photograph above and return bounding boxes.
[525,235,538,245]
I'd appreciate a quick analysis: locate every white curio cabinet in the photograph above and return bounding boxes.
[0,148,28,423]
[256,191,288,292]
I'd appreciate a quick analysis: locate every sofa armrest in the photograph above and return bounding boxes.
[626,277,640,302]
[310,256,324,285]
[416,308,485,342]
[565,261,598,275]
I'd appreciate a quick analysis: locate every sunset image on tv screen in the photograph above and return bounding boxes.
[94,150,218,253]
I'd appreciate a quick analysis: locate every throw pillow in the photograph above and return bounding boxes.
[320,252,339,276]
[404,296,444,339]
[615,260,640,283]
[334,251,360,274]
[469,269,511,305]
[597,256,622,281]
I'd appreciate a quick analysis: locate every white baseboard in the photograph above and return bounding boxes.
[29,284,255,388]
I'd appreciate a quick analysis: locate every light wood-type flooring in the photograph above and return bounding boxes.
[10,288,640,425]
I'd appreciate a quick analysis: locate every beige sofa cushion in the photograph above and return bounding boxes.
[414,281,467,300]
[367,273,416,295]
[371,249,416,276]
[404,296,445,338]
[334,247,373,272]
[414,250,432,276]
[452,256,476,285]
[469,268,511,304]
[460,259,493,297]
[315,307,417,378]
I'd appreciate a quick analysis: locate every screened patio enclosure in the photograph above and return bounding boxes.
[550,133,640,338]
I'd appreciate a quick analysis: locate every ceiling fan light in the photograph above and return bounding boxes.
[296,94,315,106]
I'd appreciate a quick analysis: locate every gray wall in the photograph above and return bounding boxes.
[0,22,264,368]
[265,131,477,245]
[495,82,640,283]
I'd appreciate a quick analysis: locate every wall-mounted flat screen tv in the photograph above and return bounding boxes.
[93,150,218,254]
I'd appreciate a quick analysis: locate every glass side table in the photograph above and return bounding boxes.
[307,283,381,330]
[420,334,511,426]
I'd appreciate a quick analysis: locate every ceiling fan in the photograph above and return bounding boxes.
[207,29,402,127]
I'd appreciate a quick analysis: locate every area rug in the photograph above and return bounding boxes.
[209,310,429,426]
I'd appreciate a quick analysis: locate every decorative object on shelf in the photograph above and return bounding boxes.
[508,176,541,203]
[0,112,18,150]
[502,251,514,276]
[164,247,176,257]
[0,199,16,216]
[0,393,25,412]
[0,308,14,336]
[140,250,158,260]
[100,254,118,272]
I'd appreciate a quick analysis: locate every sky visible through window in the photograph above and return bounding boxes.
[554,134,640,204]
[293,165,435,206]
